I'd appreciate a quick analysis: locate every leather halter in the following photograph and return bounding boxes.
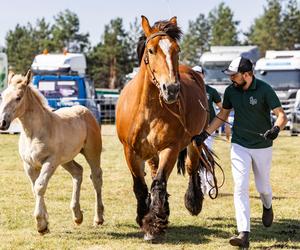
[143,32,169,89]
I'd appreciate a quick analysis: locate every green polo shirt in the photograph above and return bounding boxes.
[206,85,221,123]
[223,77,281,149]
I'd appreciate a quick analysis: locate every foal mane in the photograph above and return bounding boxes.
[26,84,52,111]
[137,20,182,65]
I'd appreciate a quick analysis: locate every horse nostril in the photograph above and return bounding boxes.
[0,120,6,128]
[162,84,167,91]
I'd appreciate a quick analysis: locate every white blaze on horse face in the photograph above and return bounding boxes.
[159,39,173,80]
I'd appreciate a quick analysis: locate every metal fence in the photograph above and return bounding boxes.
[95,96,119,124]
[44,96,119,124]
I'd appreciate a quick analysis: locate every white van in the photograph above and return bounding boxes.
[200,46,260,95]
[255,50,300,129]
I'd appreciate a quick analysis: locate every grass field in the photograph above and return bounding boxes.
[0,125,299,250]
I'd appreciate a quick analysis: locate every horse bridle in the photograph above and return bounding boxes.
[143,31,172,89]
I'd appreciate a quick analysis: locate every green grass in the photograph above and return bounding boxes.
[0,126,299,249]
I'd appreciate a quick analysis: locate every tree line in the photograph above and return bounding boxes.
[4,0,300,89]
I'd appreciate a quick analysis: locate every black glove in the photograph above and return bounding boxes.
[264,126,280,140]
[191,130,210,146]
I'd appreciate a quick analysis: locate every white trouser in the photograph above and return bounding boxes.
[200,134,215,195]
[231,143,273,232]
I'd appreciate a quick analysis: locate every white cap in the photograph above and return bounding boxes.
[192,65,204,74]
[223,56,253,75]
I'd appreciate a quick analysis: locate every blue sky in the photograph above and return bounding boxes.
[0,0,296,47]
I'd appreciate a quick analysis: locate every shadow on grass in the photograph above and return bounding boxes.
[218,192,295,200]
[107,224,231,244]
[250,218,300,249]
[53,217,300,247]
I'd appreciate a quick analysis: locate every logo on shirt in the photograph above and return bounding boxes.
[249,96,257,105]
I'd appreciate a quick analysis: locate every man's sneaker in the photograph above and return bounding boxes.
[262,205,273,227]
[229,231,249,248]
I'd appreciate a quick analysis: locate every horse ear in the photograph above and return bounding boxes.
[24,69,32,85]
[169,16,177,26]
[141,15,152,37]
[7,71,15,84]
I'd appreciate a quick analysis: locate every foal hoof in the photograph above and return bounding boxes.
[93,218,104,226]
[38,226,50,235]
[74,215,83,225]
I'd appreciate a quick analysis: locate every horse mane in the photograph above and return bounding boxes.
[137,20,183,65]
[27,84,52,111]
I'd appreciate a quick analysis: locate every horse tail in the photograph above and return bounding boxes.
[177,148,187,175]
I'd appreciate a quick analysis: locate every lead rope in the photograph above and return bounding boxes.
[161,97,225,199]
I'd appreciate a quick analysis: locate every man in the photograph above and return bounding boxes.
[193,57,288,248]
[192,65,230,195]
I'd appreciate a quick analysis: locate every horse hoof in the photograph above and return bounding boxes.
[38,226,50,235]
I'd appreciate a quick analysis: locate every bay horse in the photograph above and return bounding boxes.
[116,16,217,240]
[0,70,104,234]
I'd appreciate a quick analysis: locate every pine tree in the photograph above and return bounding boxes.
[281,0,300,49]
[127,17,143,68]
[52,9,90,53]
[246,0,282,54]
[180,14,210,66]
[208,2,240,46]
[87,18,132,89]
[5,23,36,72]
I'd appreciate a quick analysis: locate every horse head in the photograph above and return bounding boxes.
[0,70,32,130]
[140,16,182,104]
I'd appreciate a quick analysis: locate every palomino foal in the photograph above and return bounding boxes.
[0,70,104,234]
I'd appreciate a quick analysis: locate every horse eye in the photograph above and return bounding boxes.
[148,48,154,54]
[16,96,21,102]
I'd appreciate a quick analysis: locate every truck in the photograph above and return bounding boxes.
[31,51,100,122]
[0,52,8,91]
[290,89,300,135]
[200,46,260,95]
[254,50,300,130]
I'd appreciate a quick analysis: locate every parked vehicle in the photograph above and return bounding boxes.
[200,46,260,95]
[290,89,300,135]
[0,52,8,91]
[255,50,300,130]
[31,51,100,122]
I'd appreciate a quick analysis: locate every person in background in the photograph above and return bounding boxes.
[192,57,288,248]
[192,65,230,195]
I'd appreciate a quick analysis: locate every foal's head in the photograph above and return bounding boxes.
[0,70,32,130]
[139,16,182,104]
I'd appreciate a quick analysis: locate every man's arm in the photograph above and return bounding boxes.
[192,107,231,146]
[263,107,288,140]
[216,102,231,140]
[273,107,288,130]
[207,107,231,134]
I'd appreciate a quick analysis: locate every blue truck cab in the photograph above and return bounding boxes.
[31,52,100,121]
